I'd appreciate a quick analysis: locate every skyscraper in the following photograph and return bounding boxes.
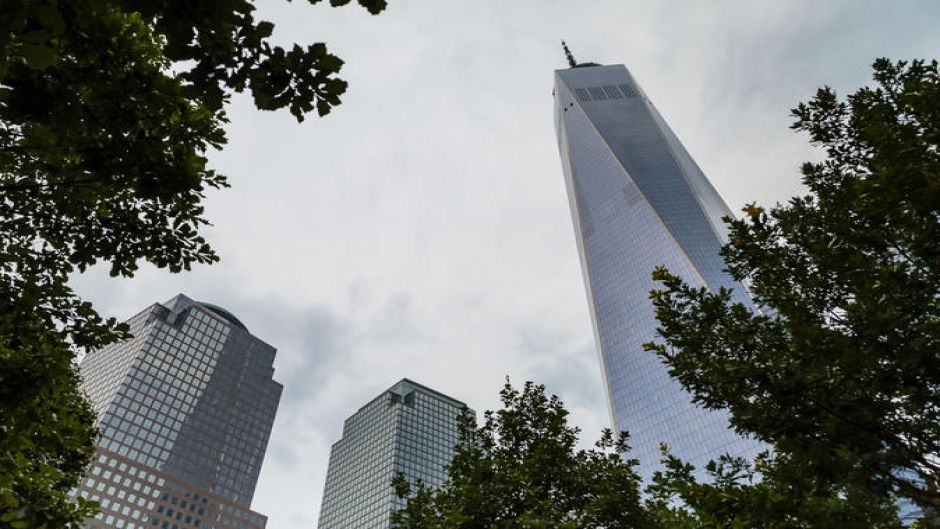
[553,50,760,477]
[72,294,282,529]
[317,379,466,529]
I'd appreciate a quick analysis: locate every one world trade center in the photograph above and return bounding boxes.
[553,46,761,477]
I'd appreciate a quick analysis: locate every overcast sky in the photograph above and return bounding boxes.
[71,1,940,527]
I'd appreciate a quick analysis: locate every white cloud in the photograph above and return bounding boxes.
[70,1,940,526]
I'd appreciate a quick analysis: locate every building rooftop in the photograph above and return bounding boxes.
[198,302,249,332]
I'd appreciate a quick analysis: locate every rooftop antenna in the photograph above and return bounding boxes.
[561,40,578,68]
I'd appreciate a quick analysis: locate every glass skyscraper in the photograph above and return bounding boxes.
[317,379,466,529]
[72,294,282,529]
[553,59,761,477]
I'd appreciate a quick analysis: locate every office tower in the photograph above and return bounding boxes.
[72,294,282,529]
[553,48,760,477]
[317,379,467,529]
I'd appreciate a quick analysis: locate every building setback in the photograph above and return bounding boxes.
[553,55,761,478]
[72,294,282,529]
[317,379,467,529]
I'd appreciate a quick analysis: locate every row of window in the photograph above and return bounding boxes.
[319,389,463,529]
[72,300,279,529]
[75,453,165,529]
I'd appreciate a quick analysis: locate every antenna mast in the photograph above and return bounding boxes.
[561,40,578,68]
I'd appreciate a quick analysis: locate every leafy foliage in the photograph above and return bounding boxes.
[648,451,906,529]
[646,58,940,511]
[0,0,386,525]
[0,308,100,528]
[392,380,656,529]
[393,381,904,529]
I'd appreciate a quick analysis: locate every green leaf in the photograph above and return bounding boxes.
[255,20,274,39]
[33,5,66,34]
[18,44,58,69]
[19,29,57,44]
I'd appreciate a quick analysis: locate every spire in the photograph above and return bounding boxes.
[561,40,578,68]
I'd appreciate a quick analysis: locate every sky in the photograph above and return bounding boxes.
[71,1,940,527]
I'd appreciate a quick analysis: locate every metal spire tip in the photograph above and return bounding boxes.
[561,40,578,68]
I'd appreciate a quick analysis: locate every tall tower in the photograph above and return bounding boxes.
[317,379,467,529]
[553,51,760,477]
[73,294,282,529]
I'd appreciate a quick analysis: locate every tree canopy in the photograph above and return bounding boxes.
[392,381,657,529]
[393,381,904,529]
[646,58,940,512]
[0,1,386,526]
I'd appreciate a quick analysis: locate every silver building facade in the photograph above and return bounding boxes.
[317,379,466,529]
[73,294,282,529]
[554,62,760,476]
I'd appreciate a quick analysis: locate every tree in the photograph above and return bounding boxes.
[0,1,386,525]
[646,58,940,512]
[647,452,906,529]
[393,381,904,529]
[392,381,657,529]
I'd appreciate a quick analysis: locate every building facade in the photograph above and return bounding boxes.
[317,379,466,529]
[73,294,282,529]
[554,60,761,477]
